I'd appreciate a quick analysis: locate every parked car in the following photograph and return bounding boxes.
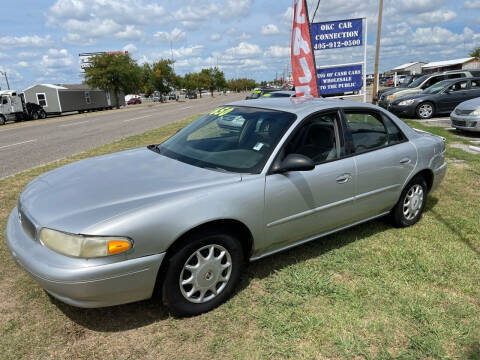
[389,78,480,119]
[168,93,178,100]
[186,92,197,99]
[450,97,480,132]
[378,70,480,109]
[6,98,446,316]
[127,98,141,105]
[261,90,296,98]
[245,88,276,100]
[152,96,161,102]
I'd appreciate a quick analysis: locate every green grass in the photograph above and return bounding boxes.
[0,116,479,359]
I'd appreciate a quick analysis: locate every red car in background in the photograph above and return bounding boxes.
[127,98,142,105]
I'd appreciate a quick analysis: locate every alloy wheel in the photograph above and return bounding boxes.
[418,104,433,119]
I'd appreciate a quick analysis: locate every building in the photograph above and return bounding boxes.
[22,84,124,115]
[422,57,480,74]
[388,62,427,75]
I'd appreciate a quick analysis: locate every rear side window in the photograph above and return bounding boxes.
[382,114,406,145]
[344,112,388,154]
[446,73,465,79]
[470,79,480,88]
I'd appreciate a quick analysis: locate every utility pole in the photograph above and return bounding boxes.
[372,0,383,104]
[0,71,10,90]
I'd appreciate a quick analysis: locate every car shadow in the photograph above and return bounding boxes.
[54,197,443,330]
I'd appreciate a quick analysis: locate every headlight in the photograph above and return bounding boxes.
[398,99,415,106]
[472,109,480,116]
[388,95,396,101]
[39,228,132,258]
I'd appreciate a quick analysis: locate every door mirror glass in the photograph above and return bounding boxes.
[273,154,315,173]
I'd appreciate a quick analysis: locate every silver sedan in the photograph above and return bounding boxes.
[6,98,447,316]
[451,97,480,132]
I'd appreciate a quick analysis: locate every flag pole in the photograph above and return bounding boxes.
[303,0,319,97]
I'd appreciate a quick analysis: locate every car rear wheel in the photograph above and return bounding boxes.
[32,111,39,120]
[162,230,244,317]
[390,175,427,228]
[416,102,434,119]
[39,110,47,119]
[0,115,5,125]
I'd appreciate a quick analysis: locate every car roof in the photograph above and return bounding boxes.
[227,97,377,117]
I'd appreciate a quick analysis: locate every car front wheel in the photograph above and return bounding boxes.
[390,175,427,227]
[416,102,434,119]
[162,230,244,317]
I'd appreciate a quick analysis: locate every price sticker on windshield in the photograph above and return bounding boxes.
[210,107,234,116]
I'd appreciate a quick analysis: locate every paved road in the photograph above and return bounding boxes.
[0,93,247,179]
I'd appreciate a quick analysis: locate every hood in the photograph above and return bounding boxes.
[19,147,242,232]
[456,97,480,110]
[387,88,423,100]
[392,93,432,104]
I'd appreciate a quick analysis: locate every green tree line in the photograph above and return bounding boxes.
[83,53,257,106]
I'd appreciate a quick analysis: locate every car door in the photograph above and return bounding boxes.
[439,80,470,112]
[466,79,480,100]
[264,111,356,252]
[342,109,417,221]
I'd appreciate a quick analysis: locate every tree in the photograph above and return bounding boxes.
[83,53,142,108]
[151,59,177,94]
[140,63,154,97]
[200,67,227,96]
[470,47,480,58]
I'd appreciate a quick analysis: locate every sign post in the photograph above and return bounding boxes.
[310,18,368,101]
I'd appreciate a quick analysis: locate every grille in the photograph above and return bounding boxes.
[18,207,37,240]
[452,120,466,127]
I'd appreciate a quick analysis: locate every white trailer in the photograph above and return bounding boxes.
[0,90,46,125]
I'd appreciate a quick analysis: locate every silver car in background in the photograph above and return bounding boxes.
[451,97,480,132]
[6,98,447,316]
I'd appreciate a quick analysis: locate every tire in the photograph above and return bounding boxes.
[32,111,39,120]
[390,175,428,228]
[39,110,47,119]
[0,115,5,125]
[416,102,434,119]
[162,230,244,317]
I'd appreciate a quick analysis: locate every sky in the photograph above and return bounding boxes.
[1,0,480,91]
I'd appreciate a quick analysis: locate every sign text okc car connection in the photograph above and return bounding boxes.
[311,19,363,50]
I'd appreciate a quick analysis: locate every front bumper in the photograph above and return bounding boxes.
[6,207,164,308]
[388,103,417,117]
[450,113,480,132]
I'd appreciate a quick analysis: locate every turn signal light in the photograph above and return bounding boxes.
[108,240,131,255]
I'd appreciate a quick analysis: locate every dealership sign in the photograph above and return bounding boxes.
[290,0,319,98]
[311,18,363,50]
[317,64,363,95]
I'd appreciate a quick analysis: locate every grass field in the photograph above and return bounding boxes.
[0,117,479,359]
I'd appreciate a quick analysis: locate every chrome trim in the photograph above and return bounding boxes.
[251,211,390,261]
[355,184,401,200]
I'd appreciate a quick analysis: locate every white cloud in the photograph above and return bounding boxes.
[16,61,29,68]
[115,25,143,40]
[409,10,457,25]
[261,24,280,35]
[154,28,186,43]
[0,35,52,50]
[123,44,137,53]
[264,45,290,58]
[237,32,252,41]
[210,33,222,41]
[225,42,261,58]
[17,52,39,59]
[464,0,480,8]
[40,49,75,68]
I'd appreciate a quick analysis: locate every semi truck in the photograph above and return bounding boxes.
[0,90,46,125]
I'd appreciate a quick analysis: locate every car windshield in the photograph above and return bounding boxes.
[248,91,262,99]
[408,75,429,88]
[157,106,296,173]
[262,92,292,98]
[424,80,450,94]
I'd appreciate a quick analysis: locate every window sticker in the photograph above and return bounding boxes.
[209,107,234,116]
[253,142,264,151]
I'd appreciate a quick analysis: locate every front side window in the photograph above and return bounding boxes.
[283,112,343,164]
[36,93,47,107]
[344,111,388,154]
[158,106,296,173]
[448,81,468,92]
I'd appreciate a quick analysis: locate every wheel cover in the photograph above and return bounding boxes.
[179,244,232,304]
[418,104,433,118]
[403,184,424,221]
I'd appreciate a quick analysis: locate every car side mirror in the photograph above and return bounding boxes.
[272,154,315,174]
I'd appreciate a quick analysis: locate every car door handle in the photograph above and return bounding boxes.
[399,158,411,165]
[336,174,352,184]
